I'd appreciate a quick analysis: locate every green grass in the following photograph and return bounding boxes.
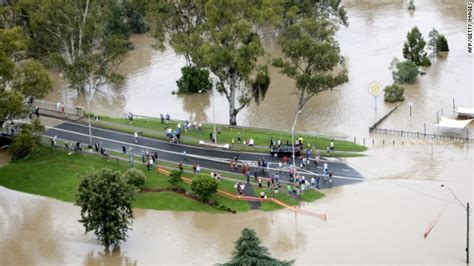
[0,145,325,212]
[89,115,366,155]
[0,146,246,212]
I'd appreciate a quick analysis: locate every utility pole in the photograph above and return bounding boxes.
[441,185,470,264]
[467,202,470,264]
[291,109,302,181]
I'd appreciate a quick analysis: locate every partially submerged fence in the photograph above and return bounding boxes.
[370,127,473,143]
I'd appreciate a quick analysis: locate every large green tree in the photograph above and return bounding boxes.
[223,228,293,266]
[0,90,27,125]
[152,0,278,125]
[16,0,129,93]
[403,27,430,66]
[272,18,348,113]
[76,168,135,249]
[12,61,53,98]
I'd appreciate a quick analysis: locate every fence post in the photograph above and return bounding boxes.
[400,130,403,136]
[424,123,426,136]
[363,138,365,145]
[437,112,439,123]
[372,139,375,145]
[441,108,443,116]
[453,98,456,111]
[393,140,395,145]
[467,129,470,140]
[383,139,385,145]
[354,137,356,144]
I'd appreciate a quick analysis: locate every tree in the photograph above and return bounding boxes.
[281,0,348,28]
[9,124,38,160]
[438,35,449,52]
[273,18,348,113]
[12,60,53,98]
[17,0,129,93]
[384,83,405,103]
[403,27,430,66]
[0,90,27,126]
[152,0,278,125]
[168,169,184,188]
[0,27,25,90]
[427,28,440,58]
[223,228,293,266]
[389,58,419,84]
[123,0,150,34]
[76,168,135,249]
[123,168,146,189]
[190,174,218,202]
[176,66,212,94]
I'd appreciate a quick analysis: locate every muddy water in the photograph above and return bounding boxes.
[0,140,471,265]
[44,0,472,138]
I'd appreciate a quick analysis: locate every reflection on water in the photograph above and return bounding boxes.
[0,140,471,264]
[45,0,471,139]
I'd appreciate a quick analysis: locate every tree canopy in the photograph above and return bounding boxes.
[273,18,348,112]
[223,228,293,266]
[12,60,52,98]
[403,27,430,66]
[151,0,348,125]
[76,168,136,249]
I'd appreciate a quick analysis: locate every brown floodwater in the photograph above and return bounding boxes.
[0,140,471,265]
[44,0,473,138]
[5,0,472,264]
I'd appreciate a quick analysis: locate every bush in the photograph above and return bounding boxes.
[168,169,183,188]
[384,83,405,103]
[420,56,431,67]
[9,126,38,160]
[390,59,419,84]
[190,174,219,202]
[438,35,449,52]
[123,168,146,188]
[176,66,212,94]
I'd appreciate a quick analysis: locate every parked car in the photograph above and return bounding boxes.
[270,145,301,157]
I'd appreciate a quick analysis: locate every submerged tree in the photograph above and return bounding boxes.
[384,83,405,103]
[273,18,348,113]
[427,28,449,58]
[17,0,129,93]
[403,27,430,66]
[76,168,135,250]
[151,0,278,125]
[223,228,293,266]
[389,58,419,84]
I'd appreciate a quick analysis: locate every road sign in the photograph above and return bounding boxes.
[368,81,383,110]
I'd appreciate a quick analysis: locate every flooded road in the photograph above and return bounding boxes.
[1,140,471,265]
[44,0,472,138]
[5,0,472,264]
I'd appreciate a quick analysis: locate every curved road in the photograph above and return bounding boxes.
[43,118,365,189]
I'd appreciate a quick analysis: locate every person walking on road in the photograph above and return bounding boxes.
[122,145,127,154]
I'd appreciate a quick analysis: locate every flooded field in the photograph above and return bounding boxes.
[44,0,472,138]
[4,0,472,264]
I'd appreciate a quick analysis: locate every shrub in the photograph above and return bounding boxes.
[384,83,405,103]
[176,66,212,94]
[9,125,37,160]
[190,174,219,202]
[420,56,431,67]
[390,58,419,84]
[438,35,449,52]
[168,169,183,188]
[123,168,146,188]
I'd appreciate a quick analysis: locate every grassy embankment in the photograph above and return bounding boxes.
[0,146,323,212]
[85,115,366,157]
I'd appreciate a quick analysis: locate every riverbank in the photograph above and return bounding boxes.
[0,146,324,213]
[83,114,366,157]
